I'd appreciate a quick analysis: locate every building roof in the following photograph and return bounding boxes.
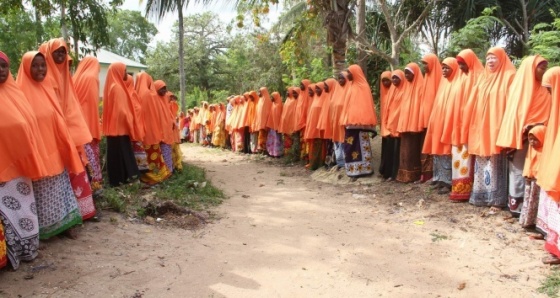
[96,49,147,69]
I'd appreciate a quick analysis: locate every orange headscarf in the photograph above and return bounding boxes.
[153,80,175,144]
[317,78,338,140]
[255,87,272,131]
[397,63,424,133]
[386,70,406,137]
[267,92,283,131]
[523,125,545,179]
[422,57,461,155]
[125,74,145,142]
[304,83,324,140]
[280,88,296,134]
[168,92,181,143]
[295,80,311,131]
[497,55,550,149]
[225,97,237,132]
[246,91,258,131]
[0,53,48,181]
[341,64,378,127]
[330,72,351,142]
[537,67,560,201]
[135,72,165,145]
[16,51,83,175]
[73,56,101,140]
[233,96,246,130]
[462,47,516,156]
[379,71,394,137]
[40,38,92,146]
[102,62,138,140]
[420,53,442,129]
[291,87,302,131]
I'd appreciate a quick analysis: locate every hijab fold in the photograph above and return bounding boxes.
[341,65,378,127]
[73,56,101,140]
[420,54,442,129]
[397,63,424,133]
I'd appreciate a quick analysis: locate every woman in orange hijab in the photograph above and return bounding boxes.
[441,49,484,201]
[247,91,259,153]
[381,70,405,181]
[124,74,150,174]
[73,56,103,191]
[153,80,176,172]
[280,88,296,156]
[378,71,394,179]
[496,56,549,216]
[305,82,329,170]
[255,87,272,153]
[462,47,515,210]
[422,58,462,194]
[135,73,171,185]
[518,125,545,229]
[330,72,351,169]
[17,51,85,239]
[167,92,183,171]
[396,63,425,183]
[102,62,140,186]
[212,103,226,148]
[340,65,378,178]
[266,91,284,157]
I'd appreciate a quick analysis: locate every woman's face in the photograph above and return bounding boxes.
[421,61,429,74]
[300,82,305,91]
[292,90,299,98]
[392,76,401,87]
[338,73,347,86]
[52,46,67,65]
[346,71,354,81]
[314,85,322,96]
[31,54,47,82]
[486,54,499,72]
[382,78,391,88]
[0,59,9,84]
[535,61,548,82]
[442,64,453,78]
[157,86,167,96]
[323,82,329,93]
[528,134,542,148]
[308,87,315,97]
[404,69,414,82]
[458,61,469,74]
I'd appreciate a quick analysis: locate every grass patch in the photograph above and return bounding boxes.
[430,232,449,242]
[96,163,225,217]
[539,268,560,297]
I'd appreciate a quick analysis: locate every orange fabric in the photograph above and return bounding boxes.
[442,49,484,146]
[267,92,283,131]
[341,64,378,127]
[523,125,545,178]
[255,87,272,131]
[16,51,83,175]
[397,63,424,132]
[153,80,175,144]
[386,70,406,137]
[538,67,560,201]
[462,47,516,156]
[0,63,48,181]
[233,96,246,130]
[125,74,145,142]
[330,73,351,142]
[379,71,394,137]
[422,58,461,155]
[317,78,338,140]
[420,54,442,129]
[296,80,311,131]
[291,88,302,131]
[280,88,296,134]
[40,38,92,146]
[497,55,551,149]
[73,56,101,140]
[168,93,181,143]
[225,97,237,132]
[304,83,324,140]
[246,91,258,131]
[135,72,165,145]
[102,62,137,139]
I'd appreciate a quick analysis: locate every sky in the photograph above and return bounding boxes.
[119,0,283,43]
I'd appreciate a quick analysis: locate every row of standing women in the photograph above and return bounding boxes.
[181,64,379,180]
[0,38,183,271]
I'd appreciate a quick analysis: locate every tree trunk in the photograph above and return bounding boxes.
[178,2,186,112]
[60,1,69,42]
[326,9,349,76]
[356,0,367,76]
[34,9,43,45]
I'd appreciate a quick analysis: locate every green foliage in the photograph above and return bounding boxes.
[446,7,500,59]
[185,87,209,109]
[529,16,560,67]
[539,267,560,298]
[0,8,38,74]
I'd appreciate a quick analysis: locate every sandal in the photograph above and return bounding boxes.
[543,255,560,265]
[488,206,501,215]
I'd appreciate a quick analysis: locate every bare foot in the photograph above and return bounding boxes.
[543,254,560,265]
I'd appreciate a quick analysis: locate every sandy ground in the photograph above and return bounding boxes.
[0,142,554,297]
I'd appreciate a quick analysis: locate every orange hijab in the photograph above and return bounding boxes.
[463,47,516,156]
[40,38,92,146]
[233,96,246,130]
[247,91,259,131]
[420,53,442,129]
[379,71,394,137]
[225,97,237,131]
[0,53,48,181]
[341,64,378,127]
[268,92,283,131]
[16,51,83,175]
[296,80,311,131]
[330,72,351,142]
[280,88,296,134]
[102,62,137,139]
[291,87,302,131]
[168,92,181,143]
[537,67,560,200]
[442,49,484,146]
[523,125,545,179]
[386,70,406,137]
[255,87,272,131]
[304,83,324,140]
[497,55,550,149]
[317,78,338,140]
[397,63,424,133]
[153,80,175,144]
[135,72,165,145]
[422,57,461,155]
[73,56,101,140]
[125,74,145,142]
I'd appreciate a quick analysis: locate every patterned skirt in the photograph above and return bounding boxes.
[161,143,174,173]
[308,139,326,171]
[433,155,452,185]
[290,131,301,161]
[343,129,374,177]
[396,132,422,183]
[141,144,172,185]
[450,145,474,201]
[508,143,529,215]
[266,130,283,157]
[33,171,82,240]
[538,189,560,257]
[334,142,346,168]
[258,129,268,152]
[468,154,508,207]
[132,141,149,172]
[520,179,540,228]
[106,136,140,187]
[0,177,39,269]
[0,223,6,269]
[172,143,183,171]
[83,140,102,191]
[69,171,96,220]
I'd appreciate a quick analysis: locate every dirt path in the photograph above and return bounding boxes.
[1,144,551,297]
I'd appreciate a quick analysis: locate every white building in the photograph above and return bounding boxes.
[94,49,147,96]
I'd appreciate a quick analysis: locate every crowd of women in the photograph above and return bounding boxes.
[0,38,183,271]
[181,48,560,264]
